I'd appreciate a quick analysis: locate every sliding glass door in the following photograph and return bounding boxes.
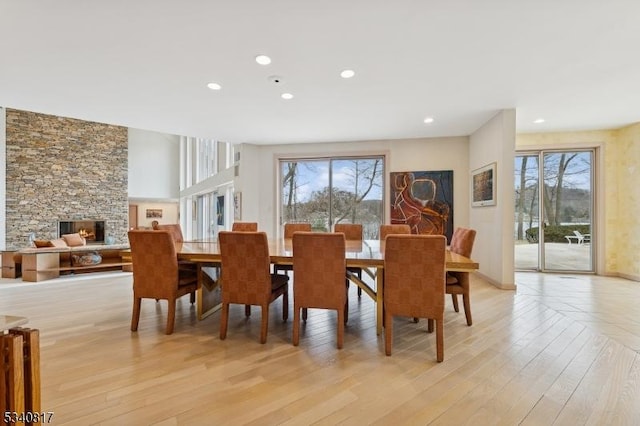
[280,156,384,238]
[514,150,594,272]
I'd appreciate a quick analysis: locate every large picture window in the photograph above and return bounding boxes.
[280,156,384,238]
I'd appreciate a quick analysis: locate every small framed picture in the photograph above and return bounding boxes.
[146,208,163,218]
[471,162,496,207]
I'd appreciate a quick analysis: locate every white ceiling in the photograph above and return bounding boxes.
[1,1,639,145]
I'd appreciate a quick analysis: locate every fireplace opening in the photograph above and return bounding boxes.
[58,220,106,244]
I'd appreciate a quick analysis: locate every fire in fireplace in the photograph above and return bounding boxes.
[58,220,106,244]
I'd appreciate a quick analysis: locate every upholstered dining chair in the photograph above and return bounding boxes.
[334,223,364,297]
[218,231,289,344]
[231,222,258,232]
[292,232,347,349]
[274,223,312,275]
[154,223,200,273]
[128,230,198,335]
[155,224,184,242]
[447,227,477,326]
[379,224,411,240]
[384,234,446,362]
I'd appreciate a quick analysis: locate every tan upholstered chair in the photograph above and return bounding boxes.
[447,227,477,325]
[292,232,347,349]
[218,231,289,344]
[379,224,411,240]
[128,230,198,335]
[155,224,184,242]
[384,234,446,362]
[334,223,364,297]
[274,223,312,275]
[231,222,258,232]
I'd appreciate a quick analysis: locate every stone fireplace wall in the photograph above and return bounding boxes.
[5,109,128,249]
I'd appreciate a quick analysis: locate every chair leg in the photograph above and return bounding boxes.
[292,305,300,346]
[260,304,269,344]
[357,270,362,297]
[384,310,393,356]
[436,319,444,362]
[282,292,289,321]
[220,303,229,340]
[337,308,344,349]
[427,318,434,333]
[190,291,196,305]
[462,294,472,326]
[245,305,251,317]
[166,298,176,335]
[131,296,142,331]
[451,293,459,312]
[344,295,349,324]
[302,307,308,321]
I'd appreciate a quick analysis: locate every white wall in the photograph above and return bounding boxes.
[128,128,180,199]
[134,202,179,228]
[469,110,516,288]
[238,136,470,238]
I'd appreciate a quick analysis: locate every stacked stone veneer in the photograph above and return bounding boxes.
[5,109,128,250]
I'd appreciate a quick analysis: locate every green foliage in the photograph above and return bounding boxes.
[525,224,591,243]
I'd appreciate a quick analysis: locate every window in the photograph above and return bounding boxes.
[280,156,384,238]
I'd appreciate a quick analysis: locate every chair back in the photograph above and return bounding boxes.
[334,223,363,240]
[219,231,272,305]
[292,232,346,310]
[449,227,476,257]
[232,222,258,232]
[384,234,446,319]
[155,224,184,243]
[128,230,179,299]
[284,223,311,239]
[379,224,411,240]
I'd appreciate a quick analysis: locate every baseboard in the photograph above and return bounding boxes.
[473,271,517,290]
[617,272,640,282]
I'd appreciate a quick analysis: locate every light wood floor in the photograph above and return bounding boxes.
[1,271,639,425]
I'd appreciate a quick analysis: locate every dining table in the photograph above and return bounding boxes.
[177,238,479,335]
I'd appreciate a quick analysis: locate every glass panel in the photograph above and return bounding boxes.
[542,151,593,271]
[281,160,330,232]
[331,158,384,238]
[514,154,540,270]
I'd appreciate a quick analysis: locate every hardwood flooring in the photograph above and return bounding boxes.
[1,271,639,425]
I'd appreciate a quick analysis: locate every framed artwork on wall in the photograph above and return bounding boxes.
[146,208,162,218]
[471,162,497,207]
[233,192,242,220]
[390,170,454,241]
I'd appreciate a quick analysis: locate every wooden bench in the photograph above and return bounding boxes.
[15,245,131,282]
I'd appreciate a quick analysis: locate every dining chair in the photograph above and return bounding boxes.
[128,230,198,335]
[379,224,411,240]
[231,222,258,232]
[154,223,200,273]
[155,224,184,242]
[334,223,364,297]
[218,231,289,344]
[274,223,312,275]
[447,227,477,325]
[292,232,348,349]
[384,234,446,361]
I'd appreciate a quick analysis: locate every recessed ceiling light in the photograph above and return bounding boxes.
[207,82,221,90]
[255,55,272,65]
[281,93,294,100]
[340,69,355,79]
[423,117,435,124]
[533,118,545,124]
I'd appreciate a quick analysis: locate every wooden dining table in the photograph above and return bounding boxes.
[177,238,479,335]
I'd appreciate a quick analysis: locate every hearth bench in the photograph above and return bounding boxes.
[3,244,131,282]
